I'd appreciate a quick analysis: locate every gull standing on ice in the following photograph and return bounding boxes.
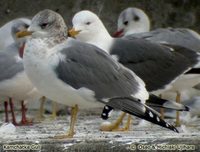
[113,7,200,124]
[69,10,200,128]
[0,20,41,125]
[17,9,180,138]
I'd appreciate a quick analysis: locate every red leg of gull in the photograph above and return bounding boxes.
[4,101,9,122]
[9,98,18,125]
[20,100,32,125]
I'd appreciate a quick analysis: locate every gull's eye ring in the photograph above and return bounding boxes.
[40,23,48,29]
[133,16,140,21]
[86,22,91,25]
[123,21,128,25]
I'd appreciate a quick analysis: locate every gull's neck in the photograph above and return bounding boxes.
[86,23,113,54]
[125,27,149,36]
[43,34,67,49]
[25,33,67,59]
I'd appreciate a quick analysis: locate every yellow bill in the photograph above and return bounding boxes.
[68,28,81,37]
[16,31,33,38]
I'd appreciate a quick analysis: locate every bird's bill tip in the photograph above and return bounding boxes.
[112,29,124,37]
[16,31,33,38]
[68,28,81,37]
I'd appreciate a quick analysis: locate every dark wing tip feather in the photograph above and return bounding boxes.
[101,105,113,120]
[185,106,190,111]
[142,108,179,133]
[105,97,179,133]
[147,94,190,111]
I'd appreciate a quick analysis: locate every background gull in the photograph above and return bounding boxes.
[113,8,200,92]
[17,9,180,138]
[0,18,31,51]
[0,20,41,125]
[69,10,200,128]
[113,7,200,53]
[113,7,200,121]
[113,7,150,37]
[115,7,200,91]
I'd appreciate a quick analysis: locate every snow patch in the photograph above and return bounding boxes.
[0,123,16,134]
[137,120,151,127]
[180,125,190,133]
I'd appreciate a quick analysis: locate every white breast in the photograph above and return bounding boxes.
[23,39,103,109]
[0,71,36,101]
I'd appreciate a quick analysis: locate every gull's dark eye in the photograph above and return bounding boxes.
[40,23,48,29]
[86,22,91,25]
[24,24,29,29]
[123,21,128,25]
[134,16,140,21]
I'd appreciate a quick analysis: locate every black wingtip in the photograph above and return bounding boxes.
[185,106,190,111]
[101,105,113,120]
[106,96,179,133]
[143,108,179,133]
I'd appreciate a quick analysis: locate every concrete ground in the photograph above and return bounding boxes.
[0,109,199,152]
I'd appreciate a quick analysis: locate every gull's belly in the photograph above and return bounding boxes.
[0,71,35,101]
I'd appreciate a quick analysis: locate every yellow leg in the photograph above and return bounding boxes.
[100,112,126,131]
[120,114,132,131]
[54,104,79,139]
[50,101,57,120]
[160,108,165,120]
[159,94,165,119]
[35,96,46,121]
[175,92,181,127]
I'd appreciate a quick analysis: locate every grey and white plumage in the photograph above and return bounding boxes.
[114,7,200,92]
[0,21,40,105]
[71,10,200,94]
[0,18,31,51]
[110,38,199,92]
[128,28,200,52]
[0,48,38,102]
[115,7,150,36]
[22,9,179,132]
[115,7,200,52]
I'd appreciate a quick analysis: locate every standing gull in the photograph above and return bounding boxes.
[17,9,180,138]
[113,7,200,53]
[114,8,200,92]
[113,7,200,125]
[0,20,41,125]
[69,10,200,129]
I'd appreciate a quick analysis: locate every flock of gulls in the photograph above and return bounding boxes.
[0,7,200,138]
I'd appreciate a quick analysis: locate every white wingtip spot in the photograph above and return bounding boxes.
[105,106,109,110]
[149,111,154,118]
[102,98,109,103]
[15,55,23,63]
[102,113,106,116]
[156,117,160,122]
[111,55,119,61]
[108,110,113,117]
[166,123,169,127]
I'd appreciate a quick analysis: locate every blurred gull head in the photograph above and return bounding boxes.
[114,7,150,37]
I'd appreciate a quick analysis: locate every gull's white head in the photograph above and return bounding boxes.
[28,9,67,38]
[11,20,30,42]
[113,7,150,37]
[71,10,111,42]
